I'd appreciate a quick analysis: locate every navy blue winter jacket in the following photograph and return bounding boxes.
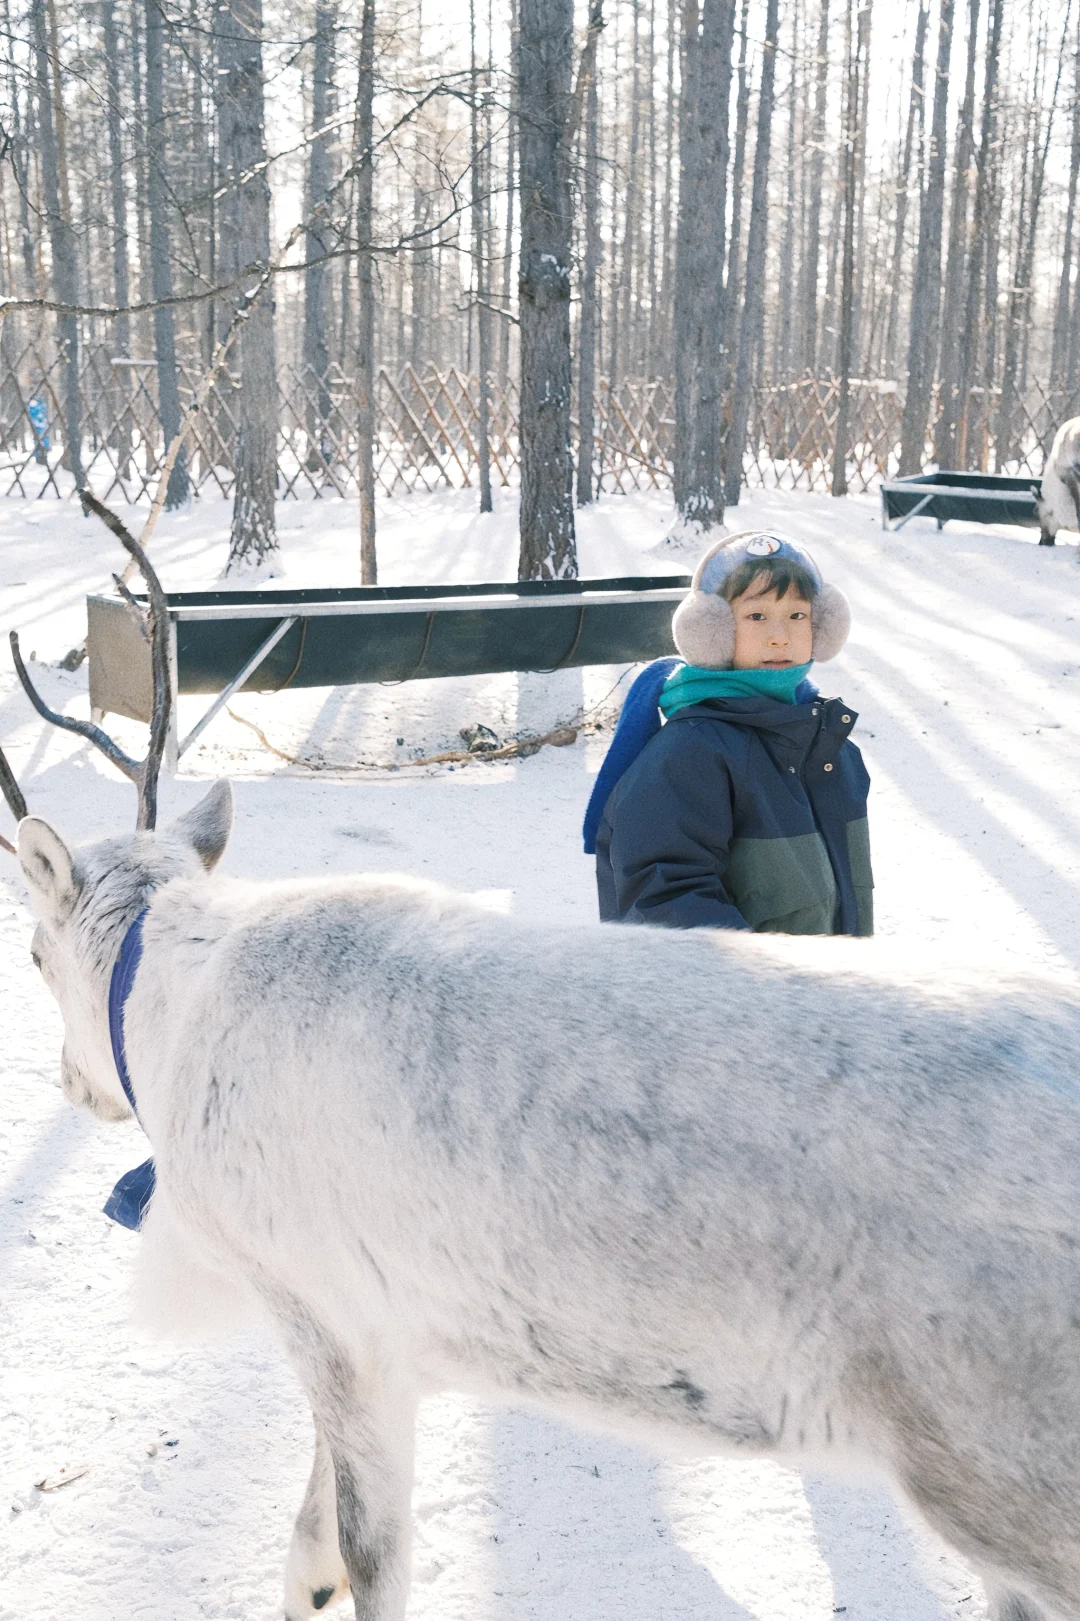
[595,691,873,935]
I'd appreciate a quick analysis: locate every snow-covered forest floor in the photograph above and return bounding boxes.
[3,484,1079,1621]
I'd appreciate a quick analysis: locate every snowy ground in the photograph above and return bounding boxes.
[3,483,1079,1621]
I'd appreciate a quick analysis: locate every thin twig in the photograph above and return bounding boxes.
[10,630,141,780]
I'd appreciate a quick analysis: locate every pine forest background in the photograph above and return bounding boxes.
[1,0,1079,576]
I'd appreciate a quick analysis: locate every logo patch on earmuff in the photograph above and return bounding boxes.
[746,535,782,556]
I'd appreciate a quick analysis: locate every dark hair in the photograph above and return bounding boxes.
[720,556,820,604]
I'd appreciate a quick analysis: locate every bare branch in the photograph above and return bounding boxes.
[78,493,172,830]
[10,631,140,782]
[0,743,28,823]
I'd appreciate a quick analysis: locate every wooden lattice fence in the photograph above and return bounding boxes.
[1,342,1077,503]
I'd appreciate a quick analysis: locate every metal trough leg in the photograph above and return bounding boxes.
[892,492,936,533]
[177,616,300,759]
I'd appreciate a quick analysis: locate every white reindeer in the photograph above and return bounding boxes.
[1036,416,1080,544]
[7,501,1080,1621]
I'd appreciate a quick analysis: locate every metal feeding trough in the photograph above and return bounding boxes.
[87,574,690,766]
[880,471,1041,533]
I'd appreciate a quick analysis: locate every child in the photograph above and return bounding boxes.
[583,532,872,935]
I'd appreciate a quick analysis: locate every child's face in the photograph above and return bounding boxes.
[729,583,814,670]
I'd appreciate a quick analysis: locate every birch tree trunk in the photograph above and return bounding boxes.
[103,0,130,358]
[883,0,927,378]
[724,0,778,507]
[1053,15,1080,393]
[577,0,603,506]
[516,0,576,579]
[355,0,377,581]
[952,0,1002,468]
[831,0,860,497]
[216,0,278,571]
[934,0,980,468]
[673,0,736,531]
[898,0,954,474]
[798,0,829,372]
[102,0,132,478]
[303,0,336,473]
[470,0,492,513]
[33,0,83,485]
[145,0,189,508]
[721,0,749,391]
[998,25,1063,460]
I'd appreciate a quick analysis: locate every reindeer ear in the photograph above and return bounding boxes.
[171,780,233,871]
[17,818,81,924]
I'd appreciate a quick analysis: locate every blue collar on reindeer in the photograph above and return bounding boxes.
[103,908,157,1232]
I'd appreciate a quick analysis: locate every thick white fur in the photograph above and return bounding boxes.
[1037,417,1080,543]
[19,784,1080,1621]
[672,531,851,667]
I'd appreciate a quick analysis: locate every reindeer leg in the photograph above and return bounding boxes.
[285,1417,350,1620]
[279,1304,415,1621]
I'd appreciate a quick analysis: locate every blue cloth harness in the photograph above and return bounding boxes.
[103,908,157,1231]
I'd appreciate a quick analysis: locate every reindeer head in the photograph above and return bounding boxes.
[17,786,233,1118]
[2,493,231,1119]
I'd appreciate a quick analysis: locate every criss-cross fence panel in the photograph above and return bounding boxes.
[2,342,1077,502]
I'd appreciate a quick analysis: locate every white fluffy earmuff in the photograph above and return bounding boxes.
[671,532,851,669]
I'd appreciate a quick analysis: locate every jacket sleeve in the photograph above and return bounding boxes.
[603,724,751,930]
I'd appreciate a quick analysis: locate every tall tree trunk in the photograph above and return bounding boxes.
[499,0,518,387]
[470,0,492,512]
[721,0,749,390]
[798,0,829,372]
[304,0,336,474]
[934,0,980,467]
[32,0,83,485]
[617,0,642,380]
[103,0,131,358]
[952,0,1002,469]
[724,0,778,507]
[998,19,1064,461]
[899,0,953,474]
[355,0,377,581]
[1053,12,1080,394]
[776,0,798,379]
[102,0,132,478]
[516,0,576,578]
[831,0,861,496]
[673,0,736,531]
[145,0,189,508]
[215,0,278,571]
[577,0,603,506]
[884,0,927,378]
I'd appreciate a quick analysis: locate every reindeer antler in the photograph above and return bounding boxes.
[8,492,173,831]
[0,742,27,853]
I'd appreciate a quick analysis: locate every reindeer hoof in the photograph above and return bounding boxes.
[1039,534,1057,546]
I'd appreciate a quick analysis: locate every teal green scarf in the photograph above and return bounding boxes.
[659,661,813,718]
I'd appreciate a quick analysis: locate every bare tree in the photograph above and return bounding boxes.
[673,0,736,532]
[470,0,493,513]
[799,0,829,372]
[934,0,980,468]
[899,0,954,474]
[145,0,189,508]
[215,0,278,571]
[725,0,779,507]
[355,0,377,581]
[516,0,576,578]
[32,0,83,485]
[303,0,337,474]
[883,0,928,378]
[577,0,604,506]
